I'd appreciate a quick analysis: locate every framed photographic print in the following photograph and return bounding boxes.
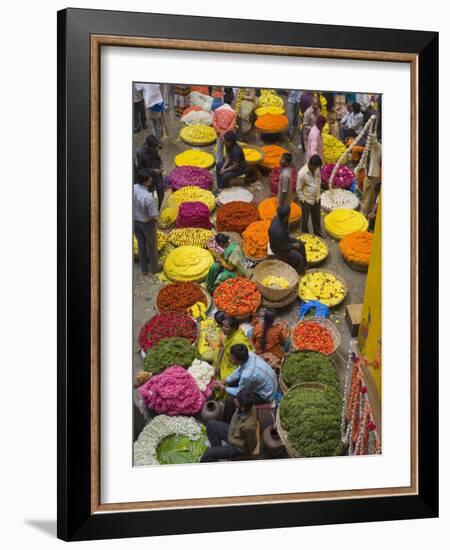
[57,8,439,542]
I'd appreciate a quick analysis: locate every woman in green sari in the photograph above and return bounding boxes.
[206,233,252,294]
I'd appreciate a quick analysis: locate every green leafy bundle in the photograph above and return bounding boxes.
[157,430,208,465]
[281,351,339,390]
[143,337,199,375]
[280,386,343,457]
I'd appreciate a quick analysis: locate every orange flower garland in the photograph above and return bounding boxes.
[258,197,302,223]
[255,113,289,132]
[259,145,289,169]
[242,220,271,259]
[339,231,373,266]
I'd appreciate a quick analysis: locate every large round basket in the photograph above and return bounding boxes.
[275,382,328,458]
[156,283,212,315]
[253,259,299,302]
[299,268,348,308]
[278,354,338,394]
[291,317,341,356]
[343,256,369,272]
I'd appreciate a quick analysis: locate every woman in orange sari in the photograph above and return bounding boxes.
[250,309,289,370]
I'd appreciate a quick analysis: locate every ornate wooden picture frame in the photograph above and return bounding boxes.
[57,8,438,541]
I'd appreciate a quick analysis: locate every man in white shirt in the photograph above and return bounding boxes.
[296,155,323,236]
[133,169,161,275]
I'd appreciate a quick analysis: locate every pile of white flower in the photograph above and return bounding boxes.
[187,359,215,392]
[134,415,203,467]
[321,189,360,212]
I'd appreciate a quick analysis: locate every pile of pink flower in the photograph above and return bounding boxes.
[138,312,198,352]
[320,163,354,190]
[175,201,212,229]
[212,104,237,137]
[169,166,212,190]
[139,365,214,416]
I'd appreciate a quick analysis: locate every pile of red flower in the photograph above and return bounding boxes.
[216,201,260,234]
[213,277,261,317]
[269,166,297,196]
[138,312,198,352]
[292,321,334,355]
[156,282,207,313]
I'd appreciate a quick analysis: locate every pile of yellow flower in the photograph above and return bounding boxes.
[164,246,214,282]
[159,207,178,228]
[133,231,166,258]
[297,233,329,264]
[168,187,216,213]
[258,90,284,109]
[323,133,348,164]
[168,228,214,248]
[262,275,290,289]
[324,209,369,240]
[243,147,263,163]
[255,106,285,117]
[197,317,222,358]
[298,271,347,307]
[174,149,215,169]
[180,124,217,146]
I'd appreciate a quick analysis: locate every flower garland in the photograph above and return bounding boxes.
[175,201,212,229]
[156,282,207,313]
[168,187,216,213]
[323,133,348,164]
[187,359,215,392]
[320,163,354,189]
[324,209,369,240]
[339,231,373,266]
[242,220,270,259]
[180,124,217,146]
[168,228,214,249]
[291,321,335,354]
[216,201,260,234]
[138,312,198,352]
[163,246,214,282]
[217,187,254,205]
[134,415,203,466]
[139,365,211,416]
[168,166,212,190]
[258,197,301,223]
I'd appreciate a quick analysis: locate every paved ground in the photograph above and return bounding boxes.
[132,100,366,415]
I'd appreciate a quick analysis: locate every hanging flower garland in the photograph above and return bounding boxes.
[134,415,204,466]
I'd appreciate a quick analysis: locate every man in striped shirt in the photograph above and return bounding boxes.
[133,170,161,275]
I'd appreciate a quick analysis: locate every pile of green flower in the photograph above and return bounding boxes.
[279,385,343,457]
[281,351,339,390]
[143,337,199,375]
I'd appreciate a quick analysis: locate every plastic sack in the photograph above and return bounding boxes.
[299,300,330,319]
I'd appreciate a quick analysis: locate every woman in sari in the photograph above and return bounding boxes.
[206,233,252,294]
[209,316,253,384]
[250,309,290,370]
